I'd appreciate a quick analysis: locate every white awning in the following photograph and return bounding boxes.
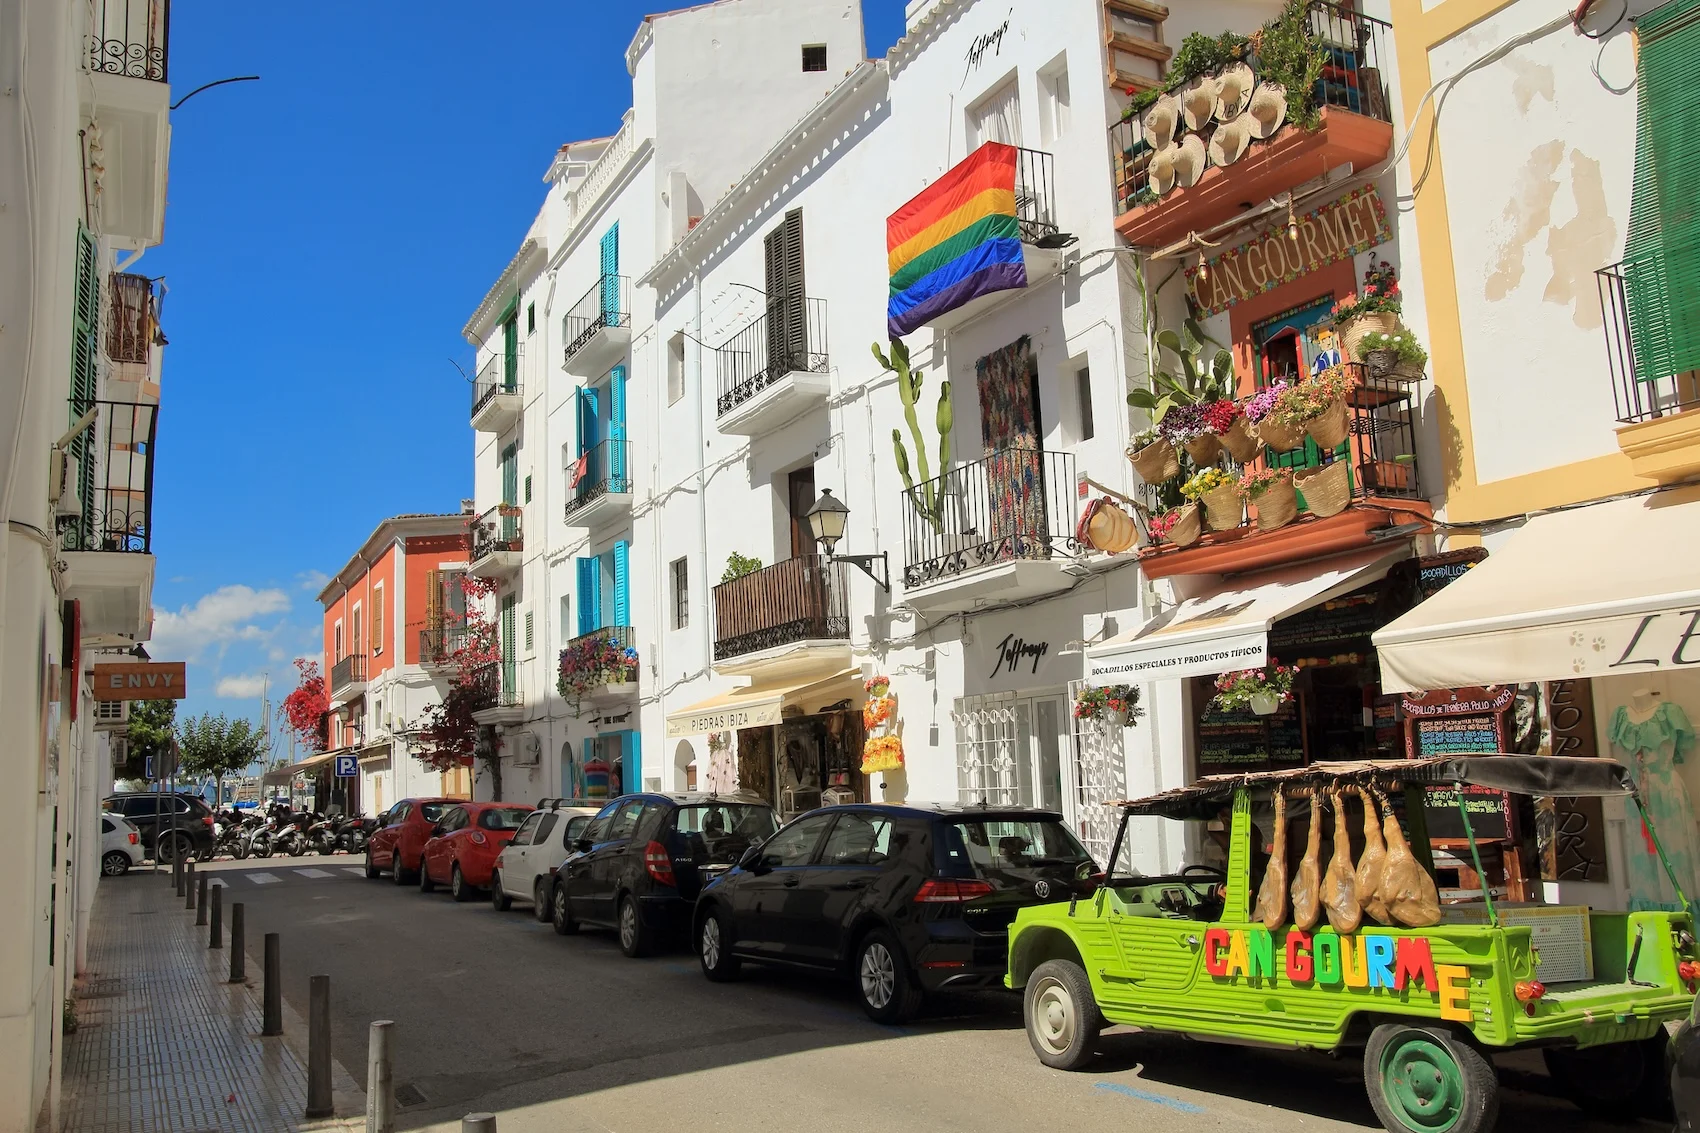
[1086,547,1406,684]
[666,669,863,738]
[1374,488,1700,693]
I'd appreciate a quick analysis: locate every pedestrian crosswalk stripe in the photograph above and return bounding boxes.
[247,872,280,885]
[293,868,333,879]
[343,867,365,877]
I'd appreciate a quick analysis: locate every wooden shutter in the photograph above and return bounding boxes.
[68,226,101,539]
[609,366,627,487]
[425,569,444,639]
[500,594,517,695]
[372,587,384,654]
[599,224,620,320]
[500,444,518,505]
[502,315,519,390]
[576,557,599,637]
[762,211,807,374]
[613,540,631,627]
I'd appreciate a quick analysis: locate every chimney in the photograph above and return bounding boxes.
[460,499,476,514]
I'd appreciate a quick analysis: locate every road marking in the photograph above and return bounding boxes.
[343,867,366,877]
[1094,1082,1205,1114]
[247,872,280,885]
[293,868,334,879]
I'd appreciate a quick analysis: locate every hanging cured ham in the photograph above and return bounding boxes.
[1355,786,1392,925]
[1252,790,1289,931]
[1289,791,1323,931]
[1321,788,1361,933]
[1374,787,1442,927]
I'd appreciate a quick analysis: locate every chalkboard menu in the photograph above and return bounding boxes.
[1192,676,1304,769]
[1414,548,1490,602]
[1424,784,1513,841]
[1403,686,1512,758]
[1269,590,1383,659]
[1413,714,1502,755]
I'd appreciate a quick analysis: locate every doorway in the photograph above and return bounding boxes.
[1253,297,1341,473]
[787,465,817,559]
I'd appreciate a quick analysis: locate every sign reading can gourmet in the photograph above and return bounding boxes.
[1186,185,1393,316]
[90,661,187,701]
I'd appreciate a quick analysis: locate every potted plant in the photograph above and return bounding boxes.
[556,634,640,699]
[1330,261,1403,360]
[1148,503,1202,547]
[1357,328,1428,381]
[1205,398,1259,463]
[1127,317,1234,462]
[1182,466,1240,531]
[1074,683,1144,728]
[1257,382,1312,453]
[1127,427,1179,486]
[1162,402,1220,466]
[1295,460,1352,517]
[1211,665,1296,715]
[1240,466,1297,531]
[1301,364,1354,450]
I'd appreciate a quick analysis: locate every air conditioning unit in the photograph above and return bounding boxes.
[93,698,130,730]
[48,449,83,517]
[109,736,129,768]
[508,732,541,766]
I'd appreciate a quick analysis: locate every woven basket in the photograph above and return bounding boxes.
[1338,312,1399,361]
[1167,503,1203,547]
[1392,361,1426,382]
[1363,349,1398,380]
[1201,483,1243,531]
[1252,478,1298,531]
[1129,439,1180,485]
[1220,416,1261,463]
[1295,460,1351,517]
[1307,397,1350,450]
[1183,433,1223,466]
[1084,500,1138,554]
[1256,417,1306,453]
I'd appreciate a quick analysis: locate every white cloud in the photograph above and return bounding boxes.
[297,570,330,593]
[149,585,291,661]
[215,674,268,698]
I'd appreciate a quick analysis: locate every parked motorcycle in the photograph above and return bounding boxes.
[307,813,342,855]
[338,815,376,855]
[276,811,315,857]
[240,814,274,859]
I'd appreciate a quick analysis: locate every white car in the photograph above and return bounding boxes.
[490,800,600,919]
[100,812,144,876]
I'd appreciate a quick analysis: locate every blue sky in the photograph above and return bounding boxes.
[148,1,908,741]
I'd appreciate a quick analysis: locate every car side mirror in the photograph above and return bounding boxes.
[575,837,593,853]
[737,844,763,871]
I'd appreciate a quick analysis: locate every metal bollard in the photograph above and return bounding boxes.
[305,975,333,1118]
[173,852,183,894]
[185,860,197,910]
[366,1020,395,1133]
[209,884,222,948]
[229,904,245,981]
[262,933,282,1036]
[462,1116,497,1133]
[196,873,208,925]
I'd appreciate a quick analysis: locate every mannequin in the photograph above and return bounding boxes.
[1611,687,1698,912]
[1627,687,1661,722]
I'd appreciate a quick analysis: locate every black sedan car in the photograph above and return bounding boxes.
[548,793,778,958]
[692,803,1099,1023]
[104,792,217,862]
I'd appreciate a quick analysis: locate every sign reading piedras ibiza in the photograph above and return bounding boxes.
[91,661,187,701]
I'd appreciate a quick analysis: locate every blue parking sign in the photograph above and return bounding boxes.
[333,754,358,778]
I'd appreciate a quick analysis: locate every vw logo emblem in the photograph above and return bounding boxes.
[1034,879,1052,899]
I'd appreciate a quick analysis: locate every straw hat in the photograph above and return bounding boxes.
[1149,143,1180,196]
[1181,75,1218,132]
[1248,82,1289,140]
[1214,62,1255,121]
[1142,94,1180,151]
[1208,113,1254,167]
[1173,134,1207,188]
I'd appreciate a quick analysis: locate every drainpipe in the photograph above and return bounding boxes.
[691,274,710,673]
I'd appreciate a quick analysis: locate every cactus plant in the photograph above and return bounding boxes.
[1126,316,1234,425]
[875,338,952,534]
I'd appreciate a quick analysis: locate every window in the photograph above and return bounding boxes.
[967,76,1023,149]
[560,595,572,642]
[478,807,531,831]
[524,610,534,652]
[758,814,833,868]
[502,311,519,390]
[533,813,558,845]
[667,333,686,406]
[512,812,544,846]
[671,557,689,629]
[562,815,592,847]
[374,698,382,732]
[604,799,647,842]
[526,302,536,335]
[372,585,384,654]
[801,44,827,72]
[1039,58,1072,148]
[334,621,344,661]
[352,603,363,657]
[524,474,532,504]
[101,817,115,834]
[820,814,893,865]
[1075,365,1095,441]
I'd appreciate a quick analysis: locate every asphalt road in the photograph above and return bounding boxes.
[185,856,1666,1133]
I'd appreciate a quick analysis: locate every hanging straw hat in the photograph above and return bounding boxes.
[1208,113,1255,167]
[1181,75,1218,132]
[1149,143,1180,196]
[1142,94,1180,151]
[1172,134,1207,188]
[1214,62,1255,121]
[1248,82,1289,140]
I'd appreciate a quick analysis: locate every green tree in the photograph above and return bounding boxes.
[123,698,176,782]
[177,713,266,805]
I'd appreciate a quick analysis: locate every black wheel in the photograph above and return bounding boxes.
[532,880,552,923]
[233,842,249,861]
[617,893,650,958]
[363,849,380,880]
[390,849,410,886]
[450,863,473,903]
[418,859,435,893]
[490,869,512,912]
[1365,1023,1499,1133]
[551,883,579,936]
[101,851,131,877]
[1023,959,1101,1069]
[698,905,741,982]
[853,928,920,1024]
[156,832,193,865]
[1543,1034,1670,1120]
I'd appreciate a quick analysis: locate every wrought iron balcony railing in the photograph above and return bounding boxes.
[471,355,520,419]
[557,624,639,696]
[564,439,630,519]
[1009,145,1060,246]
[716,296,830,417]
[472,661,522,709]
[330,654,367,694]
[1597,258,1700,424]
[713,554,848,661]
[899,448,1080,589]
[562,273,632,364]
[88,0,171,82]
[56,399,157,554]
[470,504,523,562]
[419,624,469,667]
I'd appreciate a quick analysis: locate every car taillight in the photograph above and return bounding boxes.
[128,833,138,845]
[470,832,487,845]
[202,816,214,827]
[914,878,995,903]
[1515,980,1546,1014]
[644,841,676,886]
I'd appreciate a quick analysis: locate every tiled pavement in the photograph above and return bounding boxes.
[61,869,364,1133]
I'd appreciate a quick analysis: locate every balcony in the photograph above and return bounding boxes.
[556,624,639,706]
[562,273,632,376]
[564,439,631,529]
[105,272,163,401]
[419,624,468,673]
[1135,363,1431,580]
[470,355,521,433]
[899,448,1080,612]
[82,0,171,248]
[330,655,367,702]
[715,297,831,436]
[1109,2,1392,250]
[468,504,523,578]
[468,661,525,726]
[1598,258,1700,483]
[56,400,157,637]
[713,555,850,677]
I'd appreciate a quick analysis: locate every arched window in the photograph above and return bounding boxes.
[674,739,697,791]
[561,740,582,799]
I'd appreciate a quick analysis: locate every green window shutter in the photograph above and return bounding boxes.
[502,315,519,391]
[500,444,518,506]
[68,225,101,541]
[500,594,517,696]
[1623,0,1700,382]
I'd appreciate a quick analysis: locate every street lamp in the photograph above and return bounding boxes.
[805,489,889,591]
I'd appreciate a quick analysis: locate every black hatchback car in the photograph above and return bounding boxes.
[549,793,778,958]
[692,803,1098,1022]
[104,792,216,862]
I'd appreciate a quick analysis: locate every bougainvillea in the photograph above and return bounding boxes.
[414,574,506,796]
[280,658,329,754]
[556,633,638,698]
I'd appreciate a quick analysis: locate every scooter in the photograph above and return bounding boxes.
[338,815,376,855]
[240,814,274,859]
[307,813,342,855]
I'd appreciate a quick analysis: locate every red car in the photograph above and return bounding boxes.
[418,802,535,902]
[365,797,458,885]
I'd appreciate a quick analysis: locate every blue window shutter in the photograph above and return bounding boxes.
[613,540,631,627]
[610,366,627,485]
[620,729,642,790]
[577,557,598,637]
[599,224,620,319]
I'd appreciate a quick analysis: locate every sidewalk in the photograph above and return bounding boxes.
[61,868,364,1133]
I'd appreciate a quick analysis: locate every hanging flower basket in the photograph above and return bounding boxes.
[1363,348,1399,379]
[1074,684,1143,728]
[1202,483,1243,531]
[1129,438,1180,485]
[1249,691,1283,716]
[1295,461,1351,517]
[1306,396,1351,450]
[1241,467,1297,532]
[1220,415,1261,463]
[1149,503,1202,548]
[1212,665,1296,713]
[1183,433,1223,467]
[1257,416,1307,453]
[1337,312,1398,361]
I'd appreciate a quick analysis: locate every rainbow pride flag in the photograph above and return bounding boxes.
[887,142,1027,338]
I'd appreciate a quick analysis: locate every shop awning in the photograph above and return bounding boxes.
[1374,489,1700,693]
[261,751,335,786]
[1086,547,1406,684]
[666,669,863,738]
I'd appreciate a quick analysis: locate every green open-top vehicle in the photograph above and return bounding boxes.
[1005,755,1698,1133]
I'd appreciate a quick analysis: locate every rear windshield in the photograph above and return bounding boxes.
[671,804,778,863]
[478,807,532,831]
[943,818,1093,876]
[419,802,452,822]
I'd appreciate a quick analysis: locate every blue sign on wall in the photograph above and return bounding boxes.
[333,754,359,778]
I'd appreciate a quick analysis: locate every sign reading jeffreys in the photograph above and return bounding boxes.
[90,662,187,701]
[1186,185,1392,316]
